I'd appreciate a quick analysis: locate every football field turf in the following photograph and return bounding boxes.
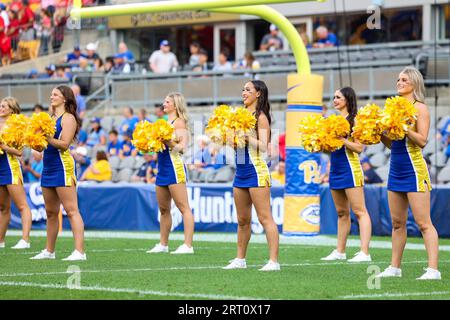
[1,231,449,300]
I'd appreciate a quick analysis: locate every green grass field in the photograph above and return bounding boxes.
[1,231,449,300]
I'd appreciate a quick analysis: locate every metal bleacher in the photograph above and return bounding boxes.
[0,40,448,111]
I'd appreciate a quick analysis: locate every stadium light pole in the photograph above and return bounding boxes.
[71,0,326,236]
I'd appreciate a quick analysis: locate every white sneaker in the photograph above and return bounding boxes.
[416,268,441,280]
[375,265,402,278]
[347,251,372,262]
[62,250,87,261]
[321,249,346,261]
[30,249,55,260]
[11,239,30,250]
[259,260,281,271]
[170,244,194,254]
[223,258,247,270]
[146,243,169,253]
[0,242,4,248]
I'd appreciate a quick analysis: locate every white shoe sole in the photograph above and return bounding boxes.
[170,251,194,254]
[222,266,247,270]
[30,256,55,260]
[348,259,372,263]
[146,250,168,253]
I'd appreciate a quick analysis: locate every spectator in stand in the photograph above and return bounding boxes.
[131,152,157,183]
[188,135,213,179]
[188,42,201,70]
[41,1,56,10]
[119,106,139,137]
[0,7,11,66]
[37,8,52,56]
[234,52,261,77]
[112,53,131,74]
[93,57,104,71]
[437,117,450,147]
[300,31,312,49]
[138,108,151,123]
[153,104,168,122]
[271,160,286,185]
[278,133,286,161]
[52,7,67,53]
[119,129,138,159]
[107,129,121,157]
[80,150,112,182]
[192,49,209,72]
[260,24,284,52]
[27,68,39,79]
[148,39,179,73]
[54,65,69,80]
[313,26,339,48]
[17,1,35,43]
[71,145,91,180]
[118,41,135,63]
[22,150,44,183]
[66,46,85,64]
[85,42,100,62]
[6,8,20,59]
[103,56,114,74]
[212,50,232,73]
[75,57,93,72]
[33,103,45,113]
[361,158,383,184]
[77,120,88,147]
[71,84,86,119]
[39,64,55,78]
[445,136,450,163]
[86,117,107,148]
[0,4,9,30]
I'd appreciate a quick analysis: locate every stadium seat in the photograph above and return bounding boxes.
[211,166,235,183]
[369,153,386,168]
[109,156,121,170]
[112,169,120,182]
[119,156,135,169]
[423,140,437,155]
[375,166,389,182]
[430,152,447,167]
[133,156,145,169]
[117,168,134,182]
[365,144,384,156]
[437,166,450,184]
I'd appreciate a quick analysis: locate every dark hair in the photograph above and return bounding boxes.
[96,150,108,161]
[249,80,271,139]
[33,104,44,112]
[109,129,118,135]
[199,49,208,57]
[338,87,357,131]
[56,85,82,136]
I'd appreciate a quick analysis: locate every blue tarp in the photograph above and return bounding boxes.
[9,183,450,237]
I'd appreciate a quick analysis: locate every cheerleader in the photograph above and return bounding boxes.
[320,87,372,262]
[223,80,280,271]
[147,92,195,254]
[30,86,86,261]
[0,97,32,249]
[377,66,440,280]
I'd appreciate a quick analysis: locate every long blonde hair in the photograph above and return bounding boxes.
[167,92,190,130]
[1,97,21,115]
[167,92,191,144]
[400,66,425,103]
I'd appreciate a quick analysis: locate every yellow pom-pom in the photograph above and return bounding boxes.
[24,112,56,150]
[352,104,383,145]
[132,120,153,153]
[298,114,325,153]
[206,105,256,148]
[0,114,30,150]
[132,119,175,153]
[322,115,350,152]
[381,96,418,140]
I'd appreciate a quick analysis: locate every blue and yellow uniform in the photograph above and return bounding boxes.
[329,138,364,190]
[388,122,431,193]
[41,114,77,187]
[233,142,271,188]
[156,119,187,186]
[0,151,23,185]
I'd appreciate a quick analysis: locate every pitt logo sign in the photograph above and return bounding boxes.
[299,160,320,184]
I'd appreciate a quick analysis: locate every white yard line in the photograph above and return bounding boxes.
[6,230,450,251]
[1,259,449,278]
[0,281,262,300]
[340,291,450,299]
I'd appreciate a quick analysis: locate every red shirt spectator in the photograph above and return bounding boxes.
[0,16,10,57]
[18,2,35,32]
[7,13,20,39]
[279,133,286,161]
